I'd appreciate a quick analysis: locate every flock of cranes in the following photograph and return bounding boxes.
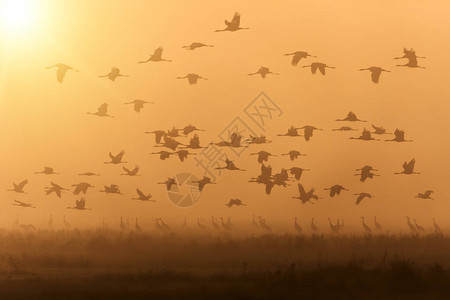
[45,12,425,86]
[7,12,437,235]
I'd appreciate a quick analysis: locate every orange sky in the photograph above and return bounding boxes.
[1,0,450,233]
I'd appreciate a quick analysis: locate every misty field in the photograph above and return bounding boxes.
[0,229,449,299]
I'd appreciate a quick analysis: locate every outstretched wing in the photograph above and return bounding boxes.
[136,188,146,198]
[57,68,68,83]
[231,12,241,26]
[356,194,364,204]
[116,151,125,160]
[291,54,301,66]
[407,158,416,169]
[153,47,163,58]
[371,69,381,83]
[17,179,28,190]
[98,103,108,114]
[73,184,82,195]
[134,102,144,112]
[318,64,326,75]
[297,183,306,196]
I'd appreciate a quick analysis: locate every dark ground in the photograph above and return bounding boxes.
[0,229,450,299]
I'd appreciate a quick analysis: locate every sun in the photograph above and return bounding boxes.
[0,0,37,35]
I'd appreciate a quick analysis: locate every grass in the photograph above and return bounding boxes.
[0,229,449,299]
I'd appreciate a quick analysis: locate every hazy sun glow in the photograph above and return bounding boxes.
[0,0,37,36]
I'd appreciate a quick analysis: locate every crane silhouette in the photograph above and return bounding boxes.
[355,166,379,182]
[220,217,233,231]
[350,128,379,141]
[293,183,319,204]
[395,48,425,60]
[336,111,366,122]
[361,217,372,235]
[182,134,205,149]
[78,172,100,176]
[284,51,316,66]
[124,99,154,113]
[146,130,166,144]
[132,188,154,201]
[359,66,390,83]
[395,48,425,68]
[151,150,173,160]
[374,216,382,232]
[105,151,126,164]
[332,126,358,131]
[157,218,170,231]
[289,167,309,181]
[251,151,276,163]
[215,12,249,32]
[385,129,412,142]
[328,218,340,234]
[183,42,213,50]
[248,67,279,79]
[192,176,215,191]
[7,180,28,193]
[301,62,335,75]
[121,166,140,176]
[395,158,419,175]
[99,184,122,194]
[154,135,185,151]
[406,217,418,234]
[371,124,390,135]
[216,158,245,171]
[13,200,35,208]
[35,167,59,175]
[294,217,303,234]
[99,67,129,81]
[72,182,94,195]
[278,126,301,137]
[433,218,441,234]
[87,103,114,118]
[272,168,290,185]
[353,193,374,205]
[45,182,68,198]
[246,135,271,144]
[178,125,205,136]
[177,74,207,85]
[324,185,348,197]
[258,216,272,232]
[46,63,79,83]
[297,125,322,141]
[416,190,434,200]
[225,198,246,207]
[213,132,247,148]
[414,219,425,232]
[158,178,176,191]
[67,197,89,210]
[166,127,183,138]
[173,150,196,162]
[281,150,306,161]
[138,47,172,63]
